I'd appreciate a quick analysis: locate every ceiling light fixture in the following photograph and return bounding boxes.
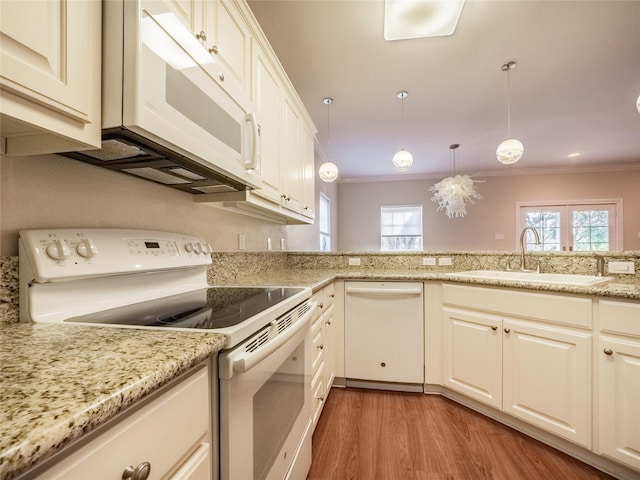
[384,0,466,41]
[318,97,339,183]
[429,144,483,219]
[496,61,524,165]
[636,94,640,114]
[393,90,413,171]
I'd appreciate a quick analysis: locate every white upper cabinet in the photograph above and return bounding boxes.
[0,0,101,154]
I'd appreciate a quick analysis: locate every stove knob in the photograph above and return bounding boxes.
[193,242,203,254]
[46,240,71,260]
[76,238,98,258]
[185,242,195,253]
[205,243,213,254]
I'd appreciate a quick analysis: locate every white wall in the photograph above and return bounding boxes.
[0,153,330,256]
[337,169,640,252]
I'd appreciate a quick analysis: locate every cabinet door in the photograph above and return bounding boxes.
[598,336,640,470]
[0,0,100,152]
[442,307,502,409]
[282,98,303,213]
[345,282,424,384]
[503,319,592,448]
[300,122,316,219]
[251,44,283,204]
[322,303,336,392]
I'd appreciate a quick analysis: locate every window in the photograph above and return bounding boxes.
[381,205,423,251]
[517,200,620,252]
[319,193,331,252]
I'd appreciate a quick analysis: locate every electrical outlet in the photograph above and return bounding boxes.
[280,238,285,250]
[348,257,361,266]
[438,257,452,266]
[267,238,272,251]
[495,233,505,240]
[238,233,245,251]
[423,257,436,266]
[608,261,635,274]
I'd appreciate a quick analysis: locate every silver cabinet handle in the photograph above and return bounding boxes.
[122,462,151,480]
[604,348,613,356]
[504,328,511,334]
[491,325,498,331]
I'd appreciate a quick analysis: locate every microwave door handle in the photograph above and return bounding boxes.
[231,301,317,375]
[245,113,260,172]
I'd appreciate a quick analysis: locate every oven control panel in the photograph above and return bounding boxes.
[19,229,213,282]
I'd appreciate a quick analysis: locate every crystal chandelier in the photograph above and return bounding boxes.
[496,61,524,164]
[429,144,483,219]
[318,97,338,182]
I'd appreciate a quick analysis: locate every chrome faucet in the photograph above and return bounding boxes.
[518,227,541,272]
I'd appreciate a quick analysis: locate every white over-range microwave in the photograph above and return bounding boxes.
[66,0,262,194]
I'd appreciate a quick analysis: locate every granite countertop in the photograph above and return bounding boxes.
[0,323,226,480]
[2,268,638,480]
[217,269,640,300]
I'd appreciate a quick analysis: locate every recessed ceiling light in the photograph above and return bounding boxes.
[384,0,466,41]
[567,152,582,158]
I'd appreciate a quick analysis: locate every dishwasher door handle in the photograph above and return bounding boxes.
[345,286,423,296]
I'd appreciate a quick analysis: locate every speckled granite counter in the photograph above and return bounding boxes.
[0,323,225,480]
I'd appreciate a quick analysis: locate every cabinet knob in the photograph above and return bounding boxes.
[318,396,325,402]
[122,462,151,480]
[318,302,324,309]
[504,328,511,334]
[195,31,206,41]
[208,44,219,54]
[219,72,225,82]
[317,344,324,350]
[329,294,335,298]
[491,325,498,331]
[325,320,332,325]
[380,362,386,367]
[603,348,613,356]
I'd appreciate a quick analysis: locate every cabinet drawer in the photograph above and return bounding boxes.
[324,283,336,307]
[36,367,210,480]
[599,300,640,337]
[443,284,592,328]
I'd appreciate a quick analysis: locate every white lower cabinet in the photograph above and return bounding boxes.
[597,300,640,471]
[310,283,337,430]
[442,284,592,449]
[502,318,591,448]
[31,364,212,480]
[443,307,502,409]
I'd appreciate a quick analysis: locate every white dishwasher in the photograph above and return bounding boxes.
[344,281,424,391]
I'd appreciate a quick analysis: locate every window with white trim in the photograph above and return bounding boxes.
[517,200,621,252]
[381,205,423,251]
[319,193,331,252]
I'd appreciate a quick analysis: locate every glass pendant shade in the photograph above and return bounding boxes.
[496,138,524,164]
[393,149,413,171]
[636,94,640,113]
[318,161,339,182]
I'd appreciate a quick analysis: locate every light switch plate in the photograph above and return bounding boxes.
[348,257,361,266]
[438,257,452,266]
[608,261,635,274]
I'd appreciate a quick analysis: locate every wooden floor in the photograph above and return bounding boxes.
[307,388,615,480]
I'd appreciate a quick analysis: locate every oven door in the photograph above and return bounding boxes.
[218,305,315,480]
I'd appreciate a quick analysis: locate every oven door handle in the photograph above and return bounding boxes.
[230,301,317,375]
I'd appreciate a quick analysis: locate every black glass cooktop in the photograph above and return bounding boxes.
[65,287,305,329]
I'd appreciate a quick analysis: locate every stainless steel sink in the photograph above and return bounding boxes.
[446,270,612,286]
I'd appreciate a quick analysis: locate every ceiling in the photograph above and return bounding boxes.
[247,0,640,182]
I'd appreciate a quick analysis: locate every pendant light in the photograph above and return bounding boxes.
[496,61,524,164]
[393,90,413,171]
[429,144,483,219]
[318,97,339,182]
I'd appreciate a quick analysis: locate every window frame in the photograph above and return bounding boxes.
[516,199,622,252]
[380,204,423,252]
[319,192,331,252]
